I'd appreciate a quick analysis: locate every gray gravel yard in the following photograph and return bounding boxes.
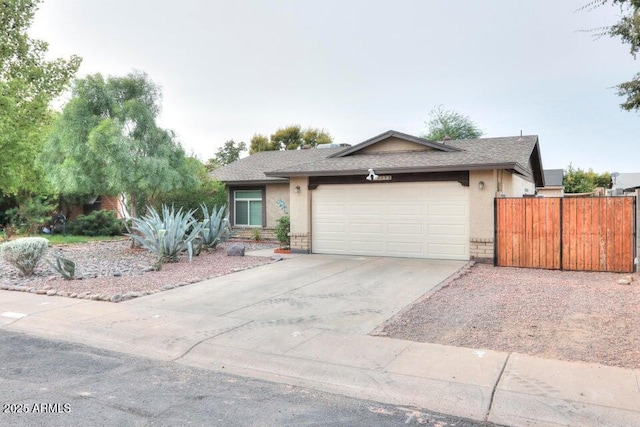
[0,239,278,302]
[378,263,640,369]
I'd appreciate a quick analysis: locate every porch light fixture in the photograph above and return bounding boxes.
[478,181,485,190]
[295,185,301,193]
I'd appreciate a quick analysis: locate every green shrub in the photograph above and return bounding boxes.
[67,210,124,236]
[147,179,227,220]
[199,204,231,250]
[275,215,290,248]
[7,196,57,235]
[0,237,49,276]
[128,205,203,263]
[251,227,262,241]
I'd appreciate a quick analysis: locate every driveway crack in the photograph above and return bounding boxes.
[485,352,510,422]
[170,320,254,362]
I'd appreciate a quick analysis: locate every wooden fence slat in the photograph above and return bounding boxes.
[496,196,634,273]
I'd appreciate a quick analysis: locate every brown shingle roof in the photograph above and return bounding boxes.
[211,133,543,186]
[209,147,343,184]
[267,135,540,180]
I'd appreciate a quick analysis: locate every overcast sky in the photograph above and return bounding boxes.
[30,0,638,173]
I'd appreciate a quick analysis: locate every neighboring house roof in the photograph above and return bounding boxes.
[212,131,545,187]
[614,173,640,191]
[210,147,343,184]
[540,169,564,188]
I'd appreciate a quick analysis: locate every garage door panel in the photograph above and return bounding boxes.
[428,224,467,236]
[387,204,423,216]
[349,240,384,252]
[349,223,383,234]
[387,242,423,255]
[312,182,469,260]
[388,223,422,235]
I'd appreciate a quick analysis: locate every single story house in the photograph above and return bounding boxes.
[536,169,564,197]
[211,130,545,262]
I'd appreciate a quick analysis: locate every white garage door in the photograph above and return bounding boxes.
[311,182,469,260]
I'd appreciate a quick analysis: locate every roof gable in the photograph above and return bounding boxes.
[329,130,460,158]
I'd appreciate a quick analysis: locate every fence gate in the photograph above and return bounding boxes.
[495,197,636,273]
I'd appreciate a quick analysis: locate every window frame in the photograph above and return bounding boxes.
[231,187,266,227]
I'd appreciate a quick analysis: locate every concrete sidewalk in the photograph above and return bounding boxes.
[1,255,639,426]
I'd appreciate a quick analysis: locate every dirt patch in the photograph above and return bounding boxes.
[377,263,640,369]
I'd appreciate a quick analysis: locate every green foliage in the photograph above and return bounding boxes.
[423,105,483,141]
[249,126,333,154]
[0,0,81,195]
[208,140,247,168]
[199,204,231,250]
[40,71,199,219]
[128,205,203,263]
[563,164,611,193]
[249,134,278,154]
[275,215,290,248]
[583,1,640,111]
[251,227,262,241]
[150,168,227,221]
[66,210,124,236]
[0,237,49,276]
[6,195,57,235]
[46,252,75,280]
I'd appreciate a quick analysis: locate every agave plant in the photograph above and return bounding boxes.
[199,204,232,250]
[128,205,203,263]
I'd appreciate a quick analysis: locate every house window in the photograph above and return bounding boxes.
[234,190,263,226]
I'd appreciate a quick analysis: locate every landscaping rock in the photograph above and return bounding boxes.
[271,255,283,262]
[226,244,245,257]
[35,289,47,295]
[162,284,175,290]
[46,290,57,296]
[617,278,632,285]
[113,271,122,277]
[110,294,122,303]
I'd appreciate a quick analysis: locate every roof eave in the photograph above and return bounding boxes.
[266,162,529,178]
[220,178,289,186]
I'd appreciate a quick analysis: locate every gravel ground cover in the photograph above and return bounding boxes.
[378,263,640,369]
[0,239,279,302]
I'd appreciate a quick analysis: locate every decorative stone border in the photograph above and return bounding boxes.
[0,264,271,303]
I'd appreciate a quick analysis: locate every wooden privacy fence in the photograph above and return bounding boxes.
[495,197,636,273]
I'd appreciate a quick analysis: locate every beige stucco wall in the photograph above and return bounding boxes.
[265,183,290,228]
[536,187,564,197]
[506,174,535,197]
[469,170,497,241]
[359,137,432,154]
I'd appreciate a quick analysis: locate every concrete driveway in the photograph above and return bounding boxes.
[128,254,466,338]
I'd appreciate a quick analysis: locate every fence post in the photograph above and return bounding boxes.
[559,198,564,270]
[633,188,640,273]
[493,198,498,266]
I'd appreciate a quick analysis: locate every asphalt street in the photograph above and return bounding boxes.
[0,330,490,427]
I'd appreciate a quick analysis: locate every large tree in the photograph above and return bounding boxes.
[585,1,640,111]
[249,125,333,154]
[422,106,483,141]
[40,72,198,218]
[0,0,81,195]
[206,139,247,170]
